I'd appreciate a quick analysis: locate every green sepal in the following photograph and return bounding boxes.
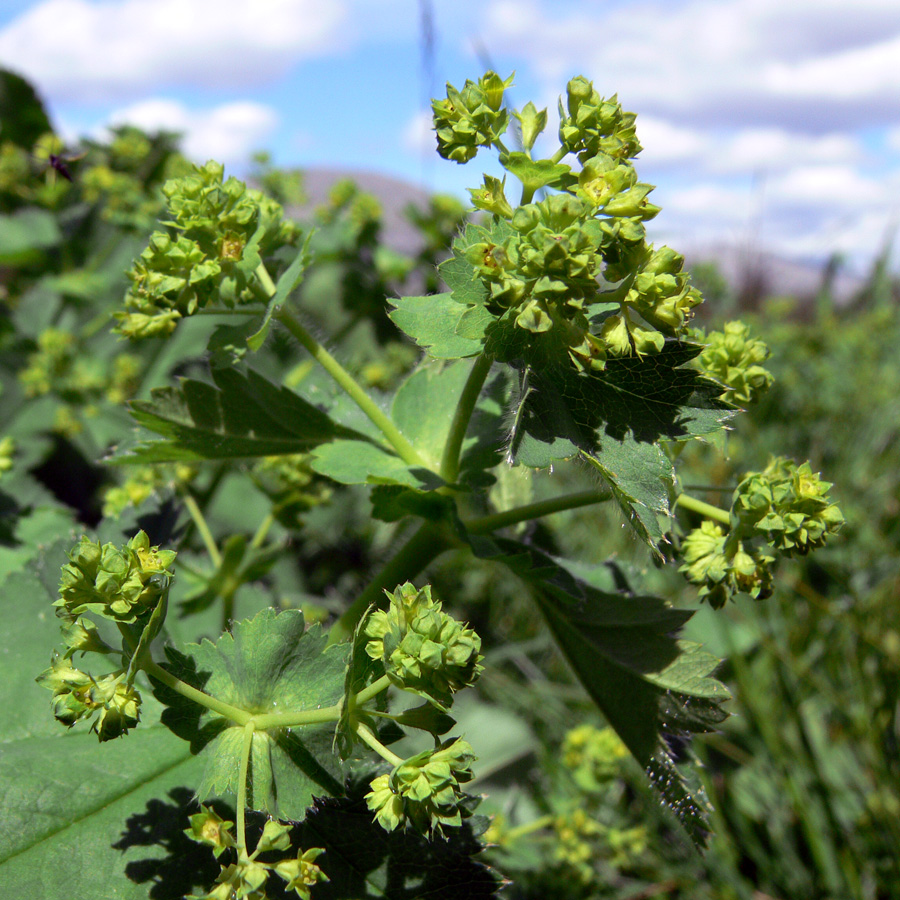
[501,152,571,192]
[335,606,385,762]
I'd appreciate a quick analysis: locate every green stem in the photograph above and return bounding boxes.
[255,262,277,296]
[353,674,392,707]
[439,353,494,482]
[276,308,425,469]
[180,490,222,567]
[327,522,454,645]
[465,489,611,535]
[249,513,275,551]
[550,146,568,165]
[143,659,252,725]
[236,719,256,858]
[253,705,341,730]
[503,814,554,842]
[355,721,404,767]
[675,492,731,527]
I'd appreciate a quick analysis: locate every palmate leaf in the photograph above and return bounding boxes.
[112,365,367,463]
[509,343,734,555]
[155,608,350,821]
[387,221,512,360]
[0,565,210,899]
[388,292,488,360]
[468,535,729,845]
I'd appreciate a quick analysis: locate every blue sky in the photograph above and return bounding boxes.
[2,0,899,272]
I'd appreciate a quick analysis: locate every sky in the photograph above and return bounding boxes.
[1,0,899,273]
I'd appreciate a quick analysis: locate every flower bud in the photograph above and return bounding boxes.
[366,738,476,833]
[365,583,483,709]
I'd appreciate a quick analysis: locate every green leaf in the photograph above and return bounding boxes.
[501,152,571,190]
[115,365,365,463]
[508,344,733,553]
[391,358,480,469]
[580,441,673,553]
[0,209,61,265]
[0,566,213,899]
[470,536,728,759]
[388,293,486,359]
[247,234,310,351]
[467,538,728,846]
[310,440,442,489]
[157,608,350,821]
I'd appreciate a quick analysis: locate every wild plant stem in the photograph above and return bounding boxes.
[674,492,731,526]
[143,658,253,725]
[439,353,493,483]
[464,489,611,534]
[276,307,426,468]
[355,721,404,767]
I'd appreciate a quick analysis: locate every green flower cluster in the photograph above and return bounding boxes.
[38,531,177,740]
[732,457,845,556]
[18,327,141,435]
[680,458,843,608]
[251,454,331,529]
[0,436,14,478]
[432,71,514,163]
[36,657,141,740]
[56,530,176,623]
[364,582,483,709]
[552,809,647,885]
[186,814,327,900]
[562,724,629,793]
[117,161,302,338]
[366,737,476,833]
[558,76,642,163]
[437,72,704,371]
[680,520,775,609]
[101,462,197,519]
[693,320,774,405]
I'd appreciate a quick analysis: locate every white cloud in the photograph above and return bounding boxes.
[0,0,347,102]
[107,98,279,165]
[483,0,900,130]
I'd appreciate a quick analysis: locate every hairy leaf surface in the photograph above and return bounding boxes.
[156,608,350,821]
[115,365,365,463]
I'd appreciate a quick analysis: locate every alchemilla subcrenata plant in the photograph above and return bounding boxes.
[0,68,843,898]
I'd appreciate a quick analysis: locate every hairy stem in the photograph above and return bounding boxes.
[439,353,494,483]
[327,523,455,645]
[675,492,732,527]
[353,674,392,707]
[143,658,253,725]
[465,488,611,535]
[355,721,404,767]
[276,308,426,469]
